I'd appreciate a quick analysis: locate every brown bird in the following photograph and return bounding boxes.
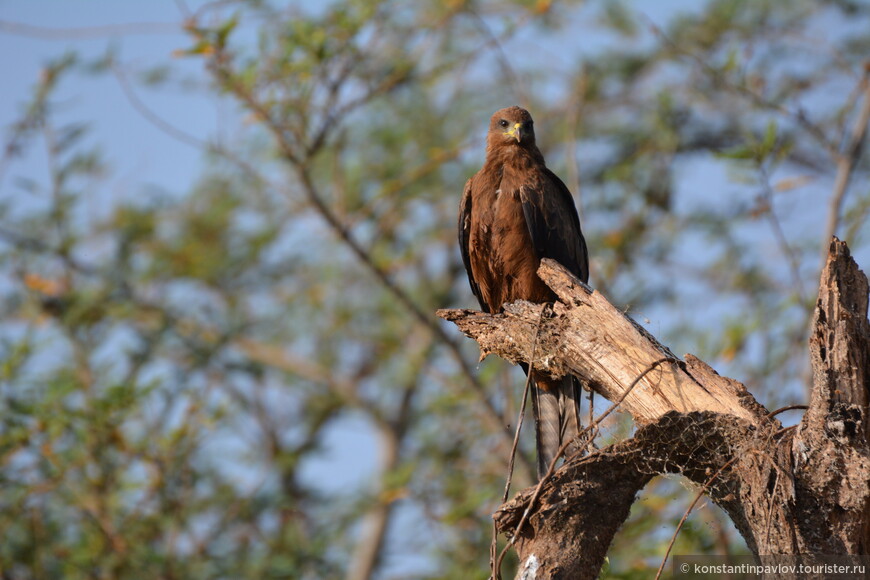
[458,106,589,479]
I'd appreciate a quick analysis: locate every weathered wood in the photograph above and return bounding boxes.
[493,412,759,579]
[438,258,766,425]
[438,238,870,580]
[790,238,870,555]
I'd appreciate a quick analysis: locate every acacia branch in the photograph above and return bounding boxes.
[206,44,535,480]
[645,16,838,157]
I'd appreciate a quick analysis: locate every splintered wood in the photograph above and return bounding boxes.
[438,258,764,425]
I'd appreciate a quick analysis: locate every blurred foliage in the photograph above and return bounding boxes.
[1,0,869,578]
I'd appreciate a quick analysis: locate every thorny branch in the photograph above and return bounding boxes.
[193,16,563,577]
[204,35,537,480]
[649,16,870,273]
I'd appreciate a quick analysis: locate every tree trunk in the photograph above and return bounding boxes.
[437,238,870,579]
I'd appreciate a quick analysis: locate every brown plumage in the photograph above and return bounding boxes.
[458,106,589,479]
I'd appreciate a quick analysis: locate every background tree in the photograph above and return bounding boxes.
[0,0,868,578]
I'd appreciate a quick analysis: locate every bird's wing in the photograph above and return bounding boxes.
[458,178,489,312]
[519,168,589,284]
[520,170,588,479]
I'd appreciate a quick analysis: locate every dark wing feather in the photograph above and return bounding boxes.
[519,169,589,283]
[458,179,489,312]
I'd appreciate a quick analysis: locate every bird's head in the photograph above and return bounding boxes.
[487,106,536,151]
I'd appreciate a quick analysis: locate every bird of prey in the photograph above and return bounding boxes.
[458,106,589,479]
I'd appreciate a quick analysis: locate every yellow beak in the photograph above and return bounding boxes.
[506,122,524,143]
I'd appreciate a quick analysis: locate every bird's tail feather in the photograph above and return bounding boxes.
[531,372,583,480]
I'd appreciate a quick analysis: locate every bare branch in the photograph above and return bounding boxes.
[0,19,179,39]
[112,62,207,150]
[439,259,768,425]
[758,164,807,301]
[822,67,870,266]
[653,455,740,580]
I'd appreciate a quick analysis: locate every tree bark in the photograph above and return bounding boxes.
[437,237,870,579]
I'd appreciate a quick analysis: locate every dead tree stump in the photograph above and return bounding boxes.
[437,238,870,579]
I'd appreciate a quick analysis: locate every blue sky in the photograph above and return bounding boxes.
[3,1,867,576]
[0,0,698,204]
[1,0,399,559]
[1,1,216,204]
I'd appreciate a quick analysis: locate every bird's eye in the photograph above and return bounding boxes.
[499,119,509,128]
